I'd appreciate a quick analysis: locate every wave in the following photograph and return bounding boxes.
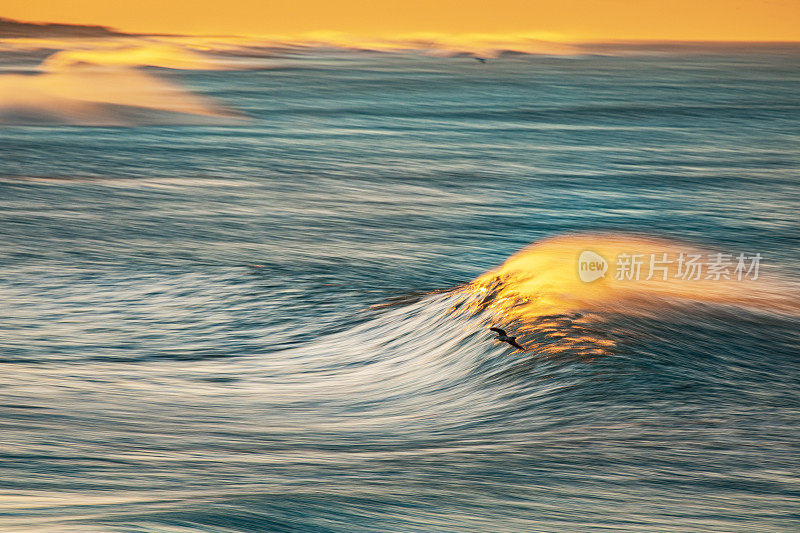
[40,43,239,71]
[469,234,797,314]
[3,34,800,64]
[268,233,799,379]
[120,35,800,60]
[0,66,246,126]
[438,233,793,358]
[0,42,248,126]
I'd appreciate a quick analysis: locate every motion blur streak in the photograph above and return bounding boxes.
[39,43,240,70]
[0,44,799,532]
[0,43,246,125]
[0,68,244,125]
[468,233,800,319]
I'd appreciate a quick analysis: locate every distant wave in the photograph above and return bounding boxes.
[0,43,248,126]
[3,32,800,61]
[40,43,239,71]
[2,34,798,126]
[0,66,246,126]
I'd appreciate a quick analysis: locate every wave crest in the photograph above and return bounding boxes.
[0,43,247,125]
[466,233,799,321]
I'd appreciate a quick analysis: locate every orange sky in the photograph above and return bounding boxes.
[3,0,800,41]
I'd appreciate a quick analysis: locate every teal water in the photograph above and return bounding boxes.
[1,50,799,531]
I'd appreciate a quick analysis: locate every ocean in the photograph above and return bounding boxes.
[1,46,799,531]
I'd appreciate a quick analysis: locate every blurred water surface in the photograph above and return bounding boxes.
[1,50,799,532]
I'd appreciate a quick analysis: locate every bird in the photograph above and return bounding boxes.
[489,327,526,351]
[474,57,487,64]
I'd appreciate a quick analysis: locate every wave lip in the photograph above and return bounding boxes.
[466,233,800,324]
[0,67,246,126]
[40,43,238,71]
[0,43,248,126]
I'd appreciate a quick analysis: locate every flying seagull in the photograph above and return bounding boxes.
[489,327,526,351]
[474,57,487,64]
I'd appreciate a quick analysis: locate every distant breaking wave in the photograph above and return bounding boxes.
[2,34,798,126]
[0,43,248,126]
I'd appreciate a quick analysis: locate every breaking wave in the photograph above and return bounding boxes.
[289,233,800,371]
[0,43,247,126]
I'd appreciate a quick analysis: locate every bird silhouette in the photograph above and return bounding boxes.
[489,327,526,351]
[474,57,487,64]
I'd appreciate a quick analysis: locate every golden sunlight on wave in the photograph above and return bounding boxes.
[0,33,580,60]
[459,234,798,358]
[469,233,798,318]
[41,43,236,70]
[0,42,247,125]
[270,32,578,57]
[0,67,243,125]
